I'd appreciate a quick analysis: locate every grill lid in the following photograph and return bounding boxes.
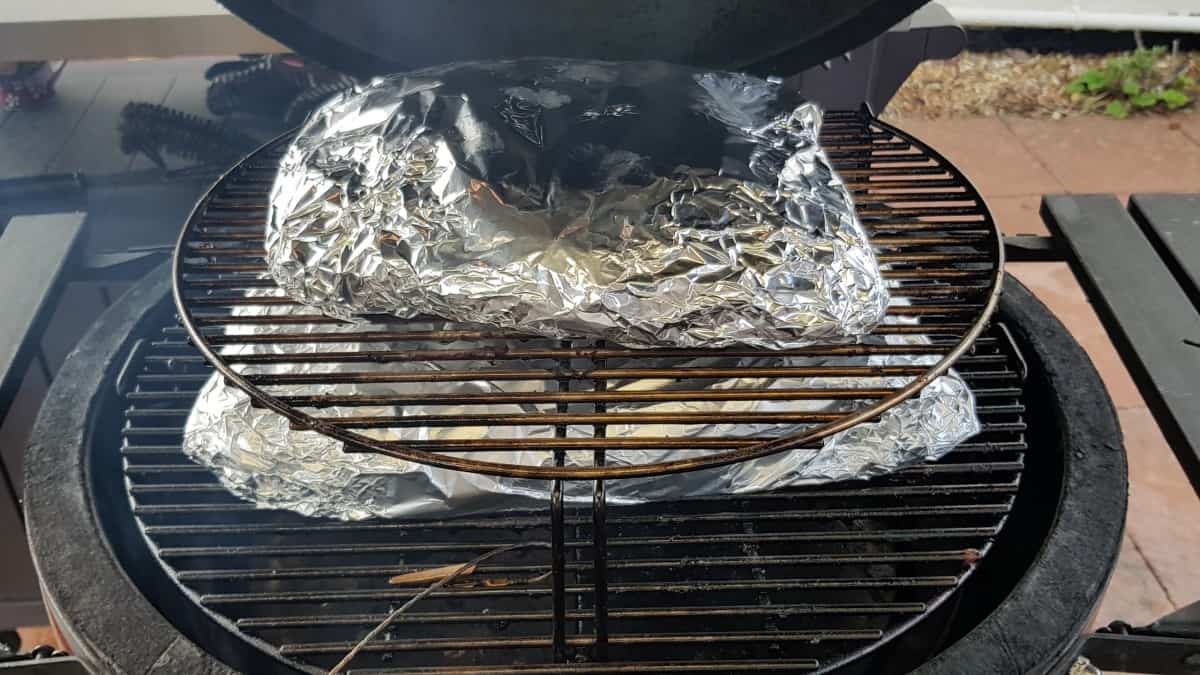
[217,0,929,78]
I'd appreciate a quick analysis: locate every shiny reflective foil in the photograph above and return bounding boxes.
[182,306,979,521]
[266,59,888,349]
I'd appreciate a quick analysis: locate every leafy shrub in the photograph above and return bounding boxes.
[1065,46,1197,118]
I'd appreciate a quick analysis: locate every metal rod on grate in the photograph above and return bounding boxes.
[592,340,610,660]
[550,477,567,662]
[551,340,570,661]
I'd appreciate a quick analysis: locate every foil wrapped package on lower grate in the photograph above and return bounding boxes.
[266,59,889,350]
[181,307,980,521]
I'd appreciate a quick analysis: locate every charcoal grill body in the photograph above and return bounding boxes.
[24,266,1125,674]
[5,3,1129,671]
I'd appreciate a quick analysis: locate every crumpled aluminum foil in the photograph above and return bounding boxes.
[266,59,888,350]
[182,306,979,521]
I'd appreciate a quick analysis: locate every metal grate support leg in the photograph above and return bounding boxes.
[592,343,610,660]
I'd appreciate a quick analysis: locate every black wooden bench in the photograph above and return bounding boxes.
[1040,194,1200,494]
[1034,194,1200,675]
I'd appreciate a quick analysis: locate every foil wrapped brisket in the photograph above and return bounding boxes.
[266,59,888,349]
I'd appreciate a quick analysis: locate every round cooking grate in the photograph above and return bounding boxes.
[172,110,1004,480]
[114,280,1030,674]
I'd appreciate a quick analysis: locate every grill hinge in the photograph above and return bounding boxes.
[994,323,1028,384]
[114,338,148,397]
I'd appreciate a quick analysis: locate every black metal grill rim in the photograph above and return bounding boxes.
[170,109,1005,480]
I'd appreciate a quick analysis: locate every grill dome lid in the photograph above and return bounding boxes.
[217,0,928,78]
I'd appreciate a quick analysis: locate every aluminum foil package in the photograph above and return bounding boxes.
[266,59,888,350]
[182,308,979,521]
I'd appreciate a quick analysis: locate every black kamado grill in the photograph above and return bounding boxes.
[24,3,1127,674]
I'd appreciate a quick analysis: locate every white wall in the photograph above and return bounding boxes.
[946,0,1198,12]
[942,0,1200,32]
[0,0,226,23]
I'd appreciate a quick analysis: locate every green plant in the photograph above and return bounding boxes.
[1065,46,1198,118]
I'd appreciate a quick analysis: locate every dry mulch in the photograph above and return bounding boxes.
[885,50,1200,119]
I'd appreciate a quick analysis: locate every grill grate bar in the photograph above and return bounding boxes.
[880,269,989,281]
[183,227,991,252]
[192,189,984,212]
[857,194,978,204]
[183,216,994,238]
[855,181,967,191]
[277,630,885,655]
[238,365,936,387]
[124,454,1022,480]
[119,415,1022,445]
[360,660,823,673]
[177,552,984,582]
[180,303,986,322]
[267,388,899,407]
[189,314,987,343]
[236,602,929,628]
[124,436,1024,468]
[129,481,1021,516]
[149,350,956,367]
[140,334,1003,354]
[266,385,1019,408]
[182,255,994,275]
[130,399,1021,421]
[166,529,1002,560]
[142,506,1011,538]
[160,350,986,368]
[179,276,279,288]
[163,342,971,363]
[308,405,1022,430]
[178,281,995,307]
[320,411,852,428]
[201,576,962,606]
[185,308,983,326]
[127,389,898,412]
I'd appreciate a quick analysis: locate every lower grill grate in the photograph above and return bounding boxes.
[120,305,1027,673]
